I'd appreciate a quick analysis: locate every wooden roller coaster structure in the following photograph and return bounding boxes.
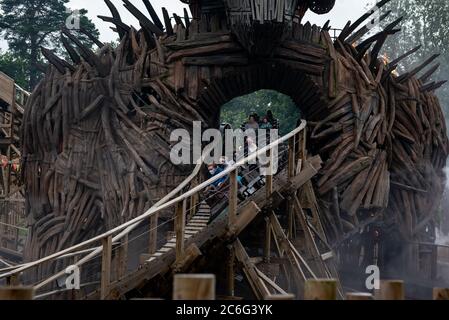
[0,0,448,299]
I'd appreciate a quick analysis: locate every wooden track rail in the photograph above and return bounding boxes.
[0,121,316,300]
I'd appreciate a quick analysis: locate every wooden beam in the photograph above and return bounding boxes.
[288,136,296,180]
[227,246,235,297]
[304,279,337,300]
[346,292,373,300]
[266,149,273,198]
[227,201,261,237]
[264,217,271,263]
[0,287,34,300]
[101,235,112,300]
[374,280,405,300]
[148,212,159,254]
[175,199,187,262]
[116,234,128,280]
[233,239,270,300]
[433,288,449,300]
[173,243,202,272]
[229,170,238,227]
[173,274,216,300]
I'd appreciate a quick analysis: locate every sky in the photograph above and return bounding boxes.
[0,0,375,50]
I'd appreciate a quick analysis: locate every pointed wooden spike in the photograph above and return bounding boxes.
[183,8,191,30]
[62,28,108,76]
[346,10,392,44]
[104,0,126,39]
[338,20,352,41]
[173,13,185,28]
[398,54,440,83]
[79,26,104,48]
[420,80,447,92]
[356,16,402,52]
[35,63,48,73]
[122,0,164,36]
[98,15,131,35]
[41,47,74,74]
[162,8,174,36]
[61,35,81,64]
[142,0,164,31]
[322,20,331,31]
[369,34,389,69]
[382,45,422,81]
[339,0,393,41]
[419,63,440,83]
[388,45,422,67]
[365,17,403,68]
[356,28,400,61]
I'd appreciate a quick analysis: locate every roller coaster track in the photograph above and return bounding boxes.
[0,120,342,299]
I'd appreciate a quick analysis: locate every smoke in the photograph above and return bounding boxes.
[436,228,449,246]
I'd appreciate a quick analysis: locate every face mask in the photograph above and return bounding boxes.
[209,169,216,175]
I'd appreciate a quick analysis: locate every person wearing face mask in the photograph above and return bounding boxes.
[207,163,226,188]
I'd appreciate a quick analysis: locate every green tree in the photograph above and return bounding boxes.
[0,0,100,89]
[379,0,449,121]
[0,50,28,88]
[220,90,301,136]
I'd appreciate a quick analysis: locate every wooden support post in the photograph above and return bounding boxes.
[227,246,235,297]
[175,199,186,262]
[188,192,198,221]
[301,127,307,162]
[226,201,261,237]
[100,235,112,300]
[174,244,202,272]
[173,274,216,300]
[233,239,270,300]
[346,292,373,300]
[148,213,158,254]
[304,279,337,300]
[374,280,404,300]
[229,169,238,226]
[287,199,295,239]
[433,288,449,300]
[266,149,273,198]
[0,287,34,300]
[288,136,296,181]
[264,217,271,263]
[116,234,128,280]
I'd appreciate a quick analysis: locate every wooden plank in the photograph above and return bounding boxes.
[0,287,34,300]
[374,280,405,300]
[304,279,337,300]
[101,235,112,300]
[173,274,216,300]
[433,288,449,300]
[227,201,261,236]
[229,170,238,226]
[0,72,14,106]
[233,239,270,300]
[346,292,373,300]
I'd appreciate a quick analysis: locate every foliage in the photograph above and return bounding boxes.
[0,0,99,89]
[220,90,301,136]
[0,50,28,88]
[379,0,449,123]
